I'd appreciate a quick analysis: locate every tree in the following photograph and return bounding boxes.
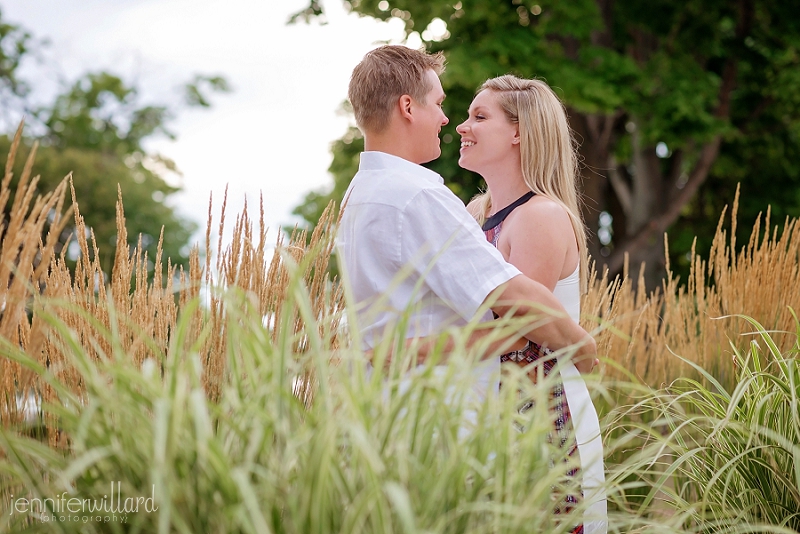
[293,0,800,288]
[0,8,230,275]
[0,7,39,127]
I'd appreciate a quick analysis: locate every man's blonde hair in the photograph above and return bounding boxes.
[468,75,589,292]
[348,45,445,134]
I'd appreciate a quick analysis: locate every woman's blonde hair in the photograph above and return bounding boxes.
[468,75,588,291]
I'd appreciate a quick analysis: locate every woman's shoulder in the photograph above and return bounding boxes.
[509,194,572,229]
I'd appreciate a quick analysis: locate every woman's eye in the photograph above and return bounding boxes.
[476,115,486,120]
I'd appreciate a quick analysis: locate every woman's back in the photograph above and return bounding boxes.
[553,264,580,322]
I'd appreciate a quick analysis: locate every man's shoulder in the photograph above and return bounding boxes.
[346,166,452,211]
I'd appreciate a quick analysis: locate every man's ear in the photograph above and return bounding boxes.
[398,95,414,122]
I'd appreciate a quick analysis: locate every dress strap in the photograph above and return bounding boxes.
[481,191,536,231]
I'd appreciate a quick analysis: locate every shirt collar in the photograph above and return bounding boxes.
[359,151,444,185]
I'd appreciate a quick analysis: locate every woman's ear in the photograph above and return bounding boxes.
[512,128,521,145]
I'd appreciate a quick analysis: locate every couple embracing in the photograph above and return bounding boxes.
[336,45,607,533]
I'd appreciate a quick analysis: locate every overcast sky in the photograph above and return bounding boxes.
[2,0,411,247]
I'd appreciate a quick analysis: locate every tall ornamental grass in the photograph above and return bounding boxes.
[611,314,800,532]
[0,123,342,439]
[1,121,799,532]
[2,120,800,423]
[583,185,800,394]
[0,279,671,533]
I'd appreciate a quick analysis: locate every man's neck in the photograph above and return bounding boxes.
[364,132,421,165]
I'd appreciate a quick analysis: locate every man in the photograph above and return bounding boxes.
[337,45,596,383]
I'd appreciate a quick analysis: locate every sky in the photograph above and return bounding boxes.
[1,0,416,248]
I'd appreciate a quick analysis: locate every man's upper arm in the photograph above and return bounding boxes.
[399,187,520,319]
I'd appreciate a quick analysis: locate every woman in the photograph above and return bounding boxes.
[457,75,607,534]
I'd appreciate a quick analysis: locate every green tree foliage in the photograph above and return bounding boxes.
[291,125,363,230]
[0,9,230,275]
[42,71,174,155]
[0,7,38,124]
[293,0,800,288]
[183,74,231,108]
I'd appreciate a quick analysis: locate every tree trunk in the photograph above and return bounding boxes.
[570,111,619,265]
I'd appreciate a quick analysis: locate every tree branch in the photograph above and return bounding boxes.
[591,0,614,48]
[665,148,684,202]
[598,111,621,150]
[606,136,721,273]
[607,156,632,215]
[585,114,601,144]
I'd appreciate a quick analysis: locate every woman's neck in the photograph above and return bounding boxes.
[478,152,530,214]
[484,174,531,215]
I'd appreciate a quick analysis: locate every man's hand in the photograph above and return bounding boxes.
[572,336,599,374]
[490,276,600,374]
[574,356,600,374]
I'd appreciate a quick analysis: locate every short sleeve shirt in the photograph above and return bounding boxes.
[336,151,521,349]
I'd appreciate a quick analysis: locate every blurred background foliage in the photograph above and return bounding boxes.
[292,0,800,289]
[0,7,230,275]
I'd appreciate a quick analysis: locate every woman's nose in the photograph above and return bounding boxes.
[456,121,467,134]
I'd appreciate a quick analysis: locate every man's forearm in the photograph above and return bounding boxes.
[490,275,597,370]
[405,326,528,365]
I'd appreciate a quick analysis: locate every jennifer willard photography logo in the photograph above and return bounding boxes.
[7,482,158,524]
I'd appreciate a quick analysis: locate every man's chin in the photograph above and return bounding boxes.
[416,151,442,165]
[421,148,442,164]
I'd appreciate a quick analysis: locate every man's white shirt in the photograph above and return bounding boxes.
[336,151,521,398]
